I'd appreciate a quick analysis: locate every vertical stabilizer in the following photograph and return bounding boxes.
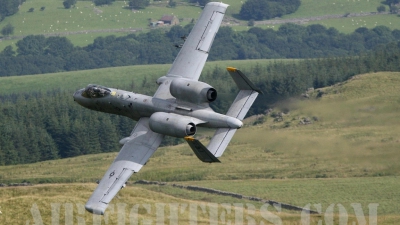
[208,67,261,157]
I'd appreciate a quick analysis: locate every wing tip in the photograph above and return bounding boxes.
[85,203,106,215]
[206,2,229,8]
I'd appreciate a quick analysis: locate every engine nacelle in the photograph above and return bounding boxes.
[170,78,217,104]
[149,112,196,138]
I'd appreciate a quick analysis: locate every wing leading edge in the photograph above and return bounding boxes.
[85,118,164,215]
[167,2,228,80]
[153,2,228,99]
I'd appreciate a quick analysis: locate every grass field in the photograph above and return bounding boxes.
[3,183,397,225]
[284,0,384,19]
[1,0,400,51]
[1,71,400,223]
[309,14,400,33]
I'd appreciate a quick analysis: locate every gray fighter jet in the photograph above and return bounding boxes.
[73,2,261,215]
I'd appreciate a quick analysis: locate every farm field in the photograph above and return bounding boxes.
[1,0,400,50]
[284,0,385,18]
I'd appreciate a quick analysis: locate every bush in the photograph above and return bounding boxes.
[94,0,115,6]
[248,19,255,26]
[377,5,386,12]
[1,23,14,36]
[129,0,150,9]
[63,0,76,9]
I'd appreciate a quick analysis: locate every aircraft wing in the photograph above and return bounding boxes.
[85,117,164,215]
[153,2,228,99]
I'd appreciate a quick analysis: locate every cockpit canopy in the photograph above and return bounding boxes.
[81,84,111,98]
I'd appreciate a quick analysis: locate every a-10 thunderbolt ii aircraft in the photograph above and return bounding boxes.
[73,2,262,215]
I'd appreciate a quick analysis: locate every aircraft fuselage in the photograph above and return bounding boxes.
[73,85,242,130]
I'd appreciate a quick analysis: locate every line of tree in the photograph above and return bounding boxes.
[0,0,24,22]
[1,23,400,77]
[239,0,301,20]
[1,40,400,166]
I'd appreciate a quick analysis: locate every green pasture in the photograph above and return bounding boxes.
[253,14,400,34]
[284,0,384,19]
[2,0,400,52]
[309,13,400,33]
[60,30,141,46]
[171,177,400,215]
[0,0,202,50]
[1,0,201,36]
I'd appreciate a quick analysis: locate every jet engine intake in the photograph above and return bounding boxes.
[149,112,196,138]
[170,78,217,104]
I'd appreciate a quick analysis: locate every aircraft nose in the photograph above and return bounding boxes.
[73,89,84,103]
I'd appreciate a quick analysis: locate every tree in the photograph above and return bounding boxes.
[383,0,400,6]
[239,0,300,20]
[63,0,76,9]
[377,5,386,12]
[45,36,74,57]
[0,46,15,57]
[16,35,47,56]
[240,0,267,20]
[188,0,210,6]
[0,0,20,21]
[389,5,399,14]
[248,19,255,26]
[28,7,34,12]
[1,23,14,36]
[94,0,115,6]
[168,0,176,8]
[129,0,149,9]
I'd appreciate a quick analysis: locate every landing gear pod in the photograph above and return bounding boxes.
[149,112,197,138]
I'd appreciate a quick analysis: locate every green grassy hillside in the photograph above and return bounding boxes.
[1,0,399,51]
[286,0,383,18]
[1,71,399,223]
[2,72,399,183]
[0,59,278,95]
[0,72,400,224]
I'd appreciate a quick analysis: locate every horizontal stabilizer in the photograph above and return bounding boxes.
[184,136,221,163]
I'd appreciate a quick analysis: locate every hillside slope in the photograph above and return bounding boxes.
[1,72,399,183]
[1,72,400,224]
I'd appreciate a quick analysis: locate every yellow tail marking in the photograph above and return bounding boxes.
[184,136,195,141]
[226,67,237,72]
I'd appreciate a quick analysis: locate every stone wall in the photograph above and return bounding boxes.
[134,180,318,214]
